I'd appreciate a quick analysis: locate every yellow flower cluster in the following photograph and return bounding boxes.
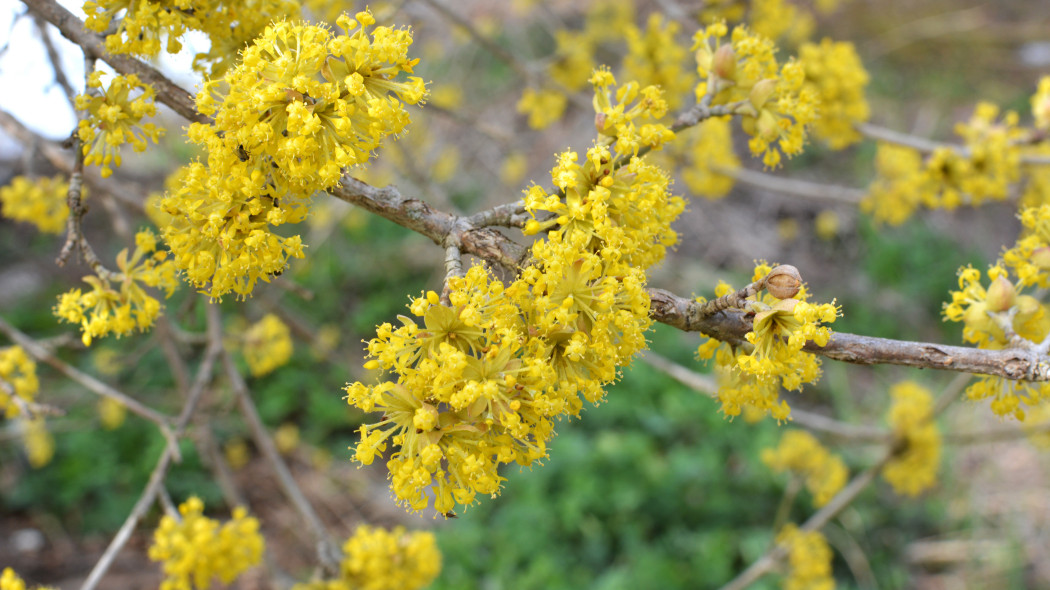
[0,346,39,419]
[797,39,870,149]
[863,103,1023,224]
[0,568,55,590]
[162,13,426,299]
[694,22,819,168]
[83,0,299,77]
[22,416,54,468]
[623,14,692,111]
[1032,76,1050,132]
[76,71,164,179]
[0,175,70,234]
[98,396,127,430]
[516,88,568,130]
[148,496,264,590]
[346,73,682,513]
[679,117,740,199]
[882,381,941,496]
[242,314,294,376]
[54,229,178,346]
[762,429,848,507]
[860,143,924,225]
[776,524,835,590]
[588,68,676,156]
[698,263,839,421]
[942,208,1050,419]
[292,525,441,590]
[1004,204,1050,288]
[516,1,635,129]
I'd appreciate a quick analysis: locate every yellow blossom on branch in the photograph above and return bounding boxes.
[163,12,426,300]
[776,524,836,590]
[292,525,441,590]
[0,175,70,234]
[54,229,178,345]
[797,38,870,149]
[693,23,819,168]
[698,262,839,421]
[148,496,264,590]
[0,346,39,420]
[76,71,164,179]
[762,429,848,507]
[882,381,941,496]
[242,314,294,376]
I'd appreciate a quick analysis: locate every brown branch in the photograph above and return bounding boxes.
[647,288,1050,382]
[718,451,893,590]
[0,315,178,445]
[329,175,530,271]
[20,0,208,125]
[223,348,341,574]
[79,302,224,590]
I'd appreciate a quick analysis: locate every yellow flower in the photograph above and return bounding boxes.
[694,24,818,168]
[54,229,178,345]
[292,526,441,590]
[798,39,870,149]
[163,13,425,299]
[76,72,164,178]
[882,381,941,496]
[679,117,739,199]
[0,175,70,233]
[23,416,54,469]
[776,524,835,590]
[0,346,39,419]
[517,87,568,130]
[242,314,294,376]
[148,497,264,590]
[762,430,848,507]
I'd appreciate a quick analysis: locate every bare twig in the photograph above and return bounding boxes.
[718,451,894,590]
[223,348,341,574]
[79,303,224,590]
[719,166,866,205]
[33,16,77,107]
[0,315,177,448]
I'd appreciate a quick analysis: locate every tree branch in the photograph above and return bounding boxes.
[20,0,208,124]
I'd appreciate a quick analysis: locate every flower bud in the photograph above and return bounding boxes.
[1032,246,1050,269]
[764,265,803,299]
[985,276,1016,312]
[713,44,737,81]
[749,78,778,111]
[1015,294,1042,323]
[756,109,780,141]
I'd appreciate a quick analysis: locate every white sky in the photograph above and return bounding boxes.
[0,0,204,155]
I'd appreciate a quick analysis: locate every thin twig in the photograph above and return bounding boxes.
[0,315,177,449]
[718,451,894,590]
[223,348,341,574]
[33,16,77,108]
[79,302,224,590]
[720,166,866,205]
[857,122,1050,166]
